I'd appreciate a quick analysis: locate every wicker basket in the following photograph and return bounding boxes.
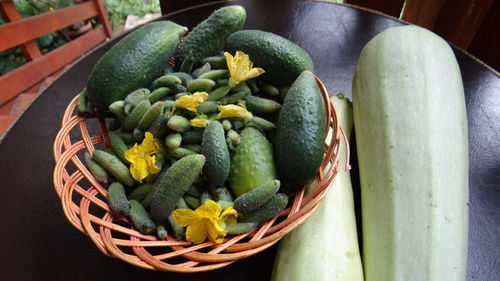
[53,77,345,272]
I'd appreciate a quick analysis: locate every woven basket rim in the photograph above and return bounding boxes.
[52,76,346,272]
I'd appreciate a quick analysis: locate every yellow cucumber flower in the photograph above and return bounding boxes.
[190,118,209,128]
[124,132,161,182]
[172,200,238,244]
[217,104,253,120]
[224,51,265,87]
[175,92,209,112]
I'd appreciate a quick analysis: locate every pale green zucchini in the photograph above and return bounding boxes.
[352,25,468,281]
[271,95,363,281]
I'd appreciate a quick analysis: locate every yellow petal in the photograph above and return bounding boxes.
[129,157,150,182]
[124,143,142,163]
[220,206,238,225]
[243,67,265,80]
[145,155,160,174]
[195,200,222,219]
[140,132,161,154]
[190,118,209,128]
[207,217,228,243]
[176,92,208,112]
[186,219,210,244]
[172,209,201,227]
[217,104,253,120]
[224,51,265,84]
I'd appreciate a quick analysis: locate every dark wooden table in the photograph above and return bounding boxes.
[1,1,498,280]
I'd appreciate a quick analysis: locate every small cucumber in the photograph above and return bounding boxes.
[214,187,234,202]
[226,129,240,145]
[187,78,216,92]
[108,118,122,131]
[247,116,277,131]
[115,131,135,144]
[231,82,251,93]
[108,182,131,217]
[128,183,153,202]
[217,79,229,87]
[122,99,151,131]
[186,185,202,198]
[221,119,232,131]
[129,200,155,235]
[124,88,150,114]
[261,82,280,96]
[234,180,280,213]
[192,63,211,78]
[182,144,202,153]
[108,131,129,163]
[169,72,193,86]
[182,129,204,144]
[109,100,127,120]
[200,191,212,204]
[224,222,257,235]
[148,87,173,103]
[133,128,145,143]
[165,133,182,149]
[138,101,164,130]
[175,92,189,100]
[179,50,194,73]
[202,121,230,186]
[199,69,229,80]
[240,193,288,224]
[167,115,191,133]
[172,84,188,94]
[92,150,134,187]
[168,147,196,160]
[197,101,218,114]
[77,89,89,113]
[208,86,231,101]
[168,213,185,240]
[247,80,259,93]
[279,86,290,102]
[147,114,170,139]
[184,195,201,209]
[156,224,168,239]
[201,55,227,69]
[225,91,250,104]
[218,200,234,210]
[245,96,281,113]
[150,154,206,224]
[84,152,109,184]
[151,74,182,90]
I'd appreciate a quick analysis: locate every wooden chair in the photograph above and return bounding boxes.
[0,0,112,134]
[158,0,499,71]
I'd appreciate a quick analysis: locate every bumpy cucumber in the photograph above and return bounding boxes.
[128,183,153,202]
[240,193,288,224]
[202,121,230,186]
[91,150,134,187]
[150,154,206,224]
[247,116,276,131]
[129,199,155,235]
[167,115,191,133]
[197,101,218,114]
[175,5,246,64]
[108,182,131,217]
[122,99,150,131]
[234,180,280,213]
[84,152,109,184]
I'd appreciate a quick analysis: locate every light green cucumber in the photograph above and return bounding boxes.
[208,86,231,101]
[187,78,216,92]
[122,99,150,131]
[167,115,190,132]
[224,222,257,235]
[138,101,164,130]
[84,152,109,184]
[91,150,134,187]
[108,131,129,163]
[148,87,173,103]
[151,75,182,90]
[240,193,288,224]
[245,96,281,113]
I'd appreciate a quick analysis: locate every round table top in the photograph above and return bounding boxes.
[1,0,498,280]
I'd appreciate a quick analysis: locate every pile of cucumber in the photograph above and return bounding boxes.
[79,5,327,241]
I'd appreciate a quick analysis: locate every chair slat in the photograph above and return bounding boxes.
[0,28,107,105]
[0,1,98,52]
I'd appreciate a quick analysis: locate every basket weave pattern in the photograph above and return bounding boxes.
[52,78,343,272]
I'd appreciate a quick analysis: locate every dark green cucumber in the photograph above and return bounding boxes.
[184,195,201,209]
[91,150,134,187]
[175,5,246,65]
[128,183,153,202]
[199,69,229,80]
[276,70,325,192]
[87,21,187,110]
[129,200,155,235]
[150,154,206,225]
[202,121,230,186]
[247,116,276,131]
[229,127,278,196]
[234,180,280,213]
[84,152,109,184]
[201,55,227,69]
[225,29,314,84]
[240,193,288,224]
[197,101,218,114]
[108,182,131,217]
[182,129,204,144]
